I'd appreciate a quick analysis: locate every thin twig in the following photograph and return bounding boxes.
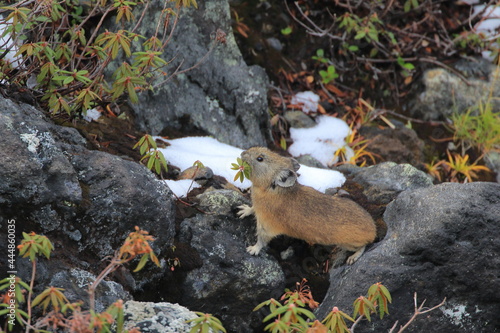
[285,1,344,41]
[349,313,365,332]
[354,56,473,86]
[388,293,447,333]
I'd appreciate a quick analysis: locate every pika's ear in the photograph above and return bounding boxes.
[273,169,297,188]
[291,158,300,172]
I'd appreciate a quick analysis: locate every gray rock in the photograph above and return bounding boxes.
[359,125,425,166]
[108,0,270,148]
[407,58,500,121]
[295,154,325,168]
[123,301,197,333]
[0,97,82,206]
[283,110,316,128]
[179,214,285,333]
[352,162,433,204]
[49,268,131,313]
[70,149,175,258]
[316,182,500,332]
[485,151,500,183]
[196,189,248,215]
[0,95,176,293]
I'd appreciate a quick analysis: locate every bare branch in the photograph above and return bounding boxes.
[387,293,447,333]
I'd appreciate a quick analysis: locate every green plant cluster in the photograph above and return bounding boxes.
[231,157,251,183]
[254,280,391,333]
[0,228,162,332]
[451,99,500,154]
[289,1,500,103]
[0,0,196,116]
[133,134,168,176]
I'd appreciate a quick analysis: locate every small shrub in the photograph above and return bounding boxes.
[0,0,204,116]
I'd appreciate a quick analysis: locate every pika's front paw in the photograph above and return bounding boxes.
[237,204,254,219]
[246,244,261,255]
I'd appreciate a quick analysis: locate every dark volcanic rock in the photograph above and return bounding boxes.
[0,95,176,299]
[316,182,500,332]
[178,197,285,333]
[359,125,425,167]
[107,0,271,148]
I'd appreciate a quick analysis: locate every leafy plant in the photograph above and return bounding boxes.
[335,126,378,167]
[403,0,420,13]
[0,0,213,116]
[285,0,500,107]
[312,49,329,64]
[450,100,500,154]
[133,134,168,176]
[254,280,395,332]
[187,312,227,333]
[442,151,490,183]
[0,227,161,332]
[319,65,339,84]
[231,157,251,182]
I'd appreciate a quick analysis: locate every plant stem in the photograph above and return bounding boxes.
[25,260,36,333]
[88,255,121,313]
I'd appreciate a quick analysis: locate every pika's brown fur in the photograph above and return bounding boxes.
[238,147,376,264]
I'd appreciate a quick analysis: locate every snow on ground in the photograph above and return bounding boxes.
[288,115,353,167]
[291,91,320,113]
[156,135,346,197]
[0,20,21,67]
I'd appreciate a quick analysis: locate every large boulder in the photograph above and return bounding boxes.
[0,95,176,295]
[108,0,271,148]
[316,182,500,332]
[178,190,285,333]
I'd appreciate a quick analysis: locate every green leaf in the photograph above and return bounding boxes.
[354,31,366,40]
[281,26,292,35]
[133,253,149,272]
[147,155,155,170]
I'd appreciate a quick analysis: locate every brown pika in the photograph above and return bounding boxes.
[237,147,376,265]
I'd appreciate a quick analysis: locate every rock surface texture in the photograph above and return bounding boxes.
[408,58,500,120]
[351,162,433,204]
[316,182,500,332]
[0,95,176,296]
[110,0,270,148]
[178,207,286,333]
[123,301,197,333]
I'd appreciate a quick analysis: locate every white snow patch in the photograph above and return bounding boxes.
[156,136,345,194]
[297,164,345,192]
[163,179,200,198]
[288,115,353,167]
[156,136,252,190]
[0,19,21,67]
[83,108,102,122]
[291,91,320,113]
[473,5,500,37]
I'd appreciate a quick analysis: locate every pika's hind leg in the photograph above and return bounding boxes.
[247,221,274,255]
[346,246,366,265]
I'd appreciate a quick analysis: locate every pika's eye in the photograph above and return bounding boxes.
[256,155,264,162]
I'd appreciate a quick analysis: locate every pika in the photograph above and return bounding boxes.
[237,147,376,265]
